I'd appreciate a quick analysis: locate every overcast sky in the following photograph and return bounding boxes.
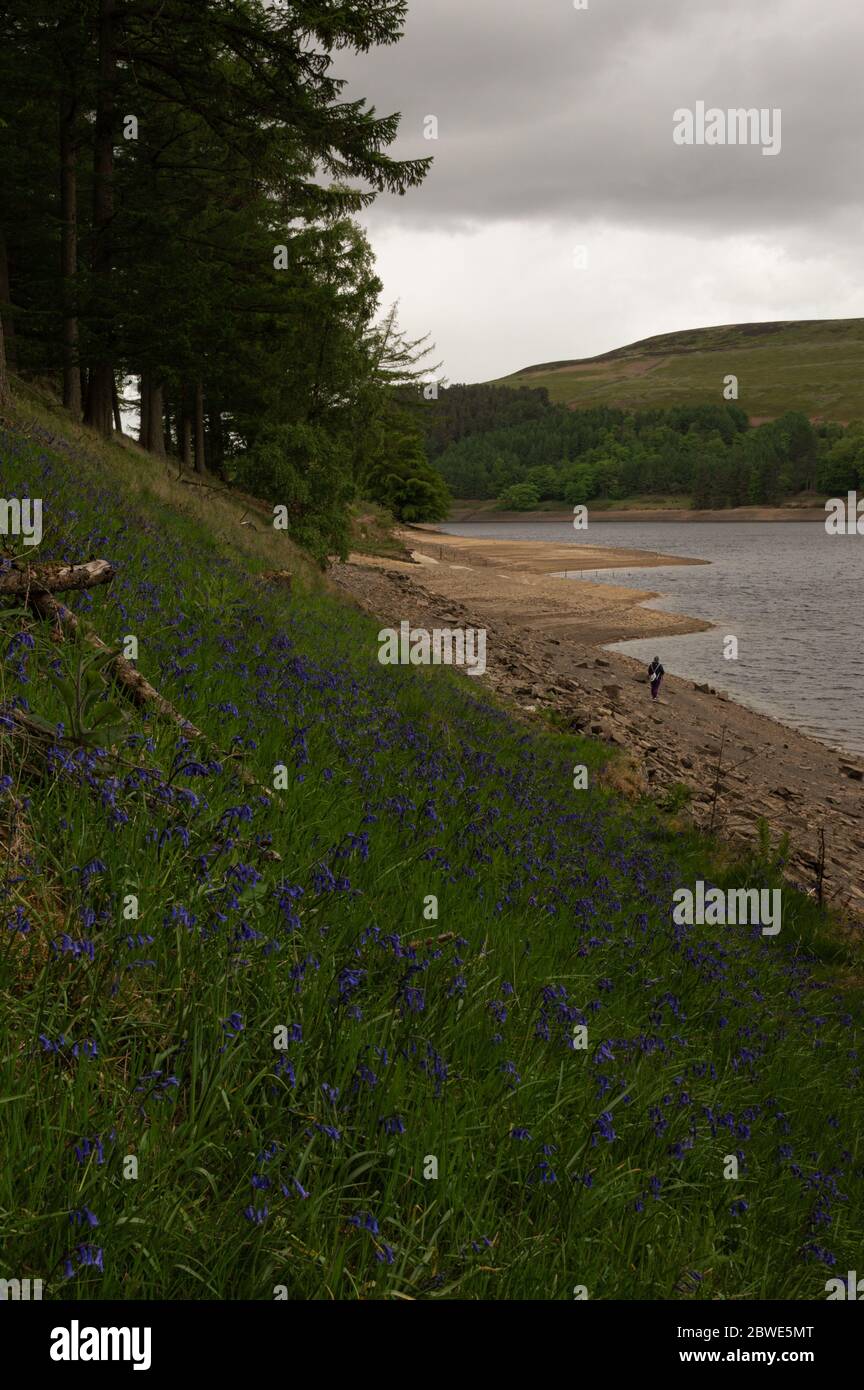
[338,0,864,383]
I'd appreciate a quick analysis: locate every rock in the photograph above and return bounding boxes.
[681,755,694,769]
[594,657,611,668]
[602,684,623,701]
[840,764,863,781]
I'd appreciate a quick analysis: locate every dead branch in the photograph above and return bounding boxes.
[406,931,457,951]
[25,587,204,737]
[258,570,292,590]
[19,563,272,798]
[0,559,114,597]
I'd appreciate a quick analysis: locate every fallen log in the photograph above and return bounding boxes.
[25,587,204,737]
[258,570,293,590]
[0,559,114,596]
[23,585,270,797]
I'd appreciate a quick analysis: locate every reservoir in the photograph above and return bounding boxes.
[440,520,864,757]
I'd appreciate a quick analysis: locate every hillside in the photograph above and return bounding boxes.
[497,318,864,420]
[1,392,863,1300]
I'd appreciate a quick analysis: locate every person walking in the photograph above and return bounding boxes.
[648,655,665,700]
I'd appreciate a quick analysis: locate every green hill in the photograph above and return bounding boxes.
[497,318,864,421]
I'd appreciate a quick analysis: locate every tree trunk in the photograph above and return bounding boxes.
[0,310,9,409]
[147,381,165,456]
[208,401,225,478]
[83,0,117,437]
[112,379,122,434]
[0,234,16,378]
[194,380,205,472]
[139,373,150,449]
[59,87,81,418]
[180,388,193,467]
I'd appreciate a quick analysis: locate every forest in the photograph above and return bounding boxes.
[0,0,450,562]
[426,387,864,509]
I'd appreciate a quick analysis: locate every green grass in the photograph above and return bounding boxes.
[1,394,862,1301]
[495,318,864,420]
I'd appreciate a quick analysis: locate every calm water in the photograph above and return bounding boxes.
[440,520,864,756]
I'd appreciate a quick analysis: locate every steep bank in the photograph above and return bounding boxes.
[2,394,864,1303]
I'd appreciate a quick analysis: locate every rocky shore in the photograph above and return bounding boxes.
[330,530,864,924]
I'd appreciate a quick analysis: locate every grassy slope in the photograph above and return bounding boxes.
[496,318,864,420]
[1,393,862,1301]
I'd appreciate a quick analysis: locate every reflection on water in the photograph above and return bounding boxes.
[440,520,864,756]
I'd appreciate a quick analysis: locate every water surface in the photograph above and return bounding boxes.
[439,520,864,756]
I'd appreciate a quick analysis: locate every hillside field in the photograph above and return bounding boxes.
[497,319,864,421]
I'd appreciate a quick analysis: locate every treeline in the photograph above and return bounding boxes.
[0,1,444,561]
[429,388,864,507]
[424,382,553,458]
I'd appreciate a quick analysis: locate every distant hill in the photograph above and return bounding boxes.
[496,318,864,421]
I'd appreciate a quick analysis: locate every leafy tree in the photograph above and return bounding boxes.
[364,410,450,523]
[0,0,436,562]
[499,482,540,511]
[818,423,864,493]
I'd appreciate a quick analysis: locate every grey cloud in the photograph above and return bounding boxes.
[337,0,864,232]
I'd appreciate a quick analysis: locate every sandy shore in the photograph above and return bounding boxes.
[332,528,864,923]
[353,528,712,646]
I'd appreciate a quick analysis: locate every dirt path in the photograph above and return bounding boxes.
[330,534,864,924]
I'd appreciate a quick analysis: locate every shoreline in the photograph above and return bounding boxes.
[331,528,864,923]
[388,526,711,645]
[444,505,828,524]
